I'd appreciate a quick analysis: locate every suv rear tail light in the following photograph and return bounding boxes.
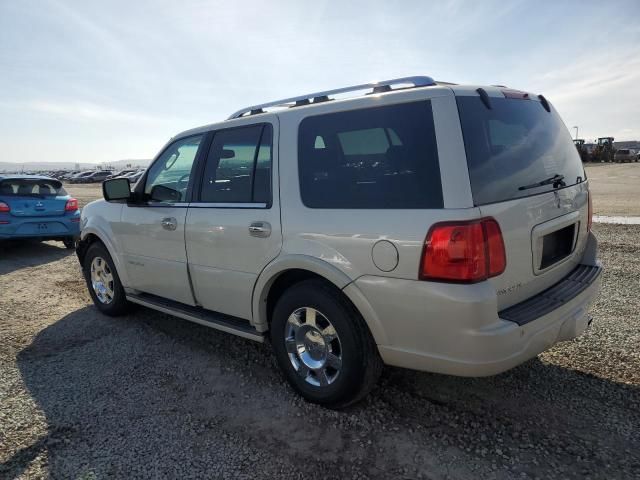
[587,192,593,232]
[420,218,506,283]
[65,198,78,212]
[0,201,10,213]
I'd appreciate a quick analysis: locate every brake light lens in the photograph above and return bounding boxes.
[65,198,78,212]
[483,219,507,277]
[0,201,9,213]
[587,192,593,232]
[501,89,530,100]
[420,218,506,283]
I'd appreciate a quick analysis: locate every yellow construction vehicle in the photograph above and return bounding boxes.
[592,137,615,162]
[573,139,590,162]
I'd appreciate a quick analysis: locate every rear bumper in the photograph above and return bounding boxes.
[354,261,602,377]
[0,217,80,240]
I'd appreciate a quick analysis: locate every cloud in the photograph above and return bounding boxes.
[25,100,164,124]
[535,49,640,103]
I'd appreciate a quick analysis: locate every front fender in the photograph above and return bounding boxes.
[79,202,129,286]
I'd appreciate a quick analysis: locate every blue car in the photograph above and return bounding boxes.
[0,175,80,248]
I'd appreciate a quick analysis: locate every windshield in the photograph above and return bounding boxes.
[0,179,67,197]
[457,96,585,206]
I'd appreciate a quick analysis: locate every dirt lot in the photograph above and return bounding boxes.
[1,168,639,479]
[585,163,640,216]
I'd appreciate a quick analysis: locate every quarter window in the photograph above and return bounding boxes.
[199,124,272,204]
[298,101,442,209]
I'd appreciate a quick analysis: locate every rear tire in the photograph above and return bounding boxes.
[82,242,130,316]
[63,237,78,249]
[270,279,382,409]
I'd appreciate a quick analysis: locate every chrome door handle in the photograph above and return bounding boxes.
[249,221,271,238]
[161,217,178,231]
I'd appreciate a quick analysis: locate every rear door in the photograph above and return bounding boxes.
[185,120,281,320]
[119,134,204,305]
[455,90,590,309]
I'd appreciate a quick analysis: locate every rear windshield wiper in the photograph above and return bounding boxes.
[518,174,566,191]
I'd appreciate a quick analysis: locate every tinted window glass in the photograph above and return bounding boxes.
[200,124,272,204]
[0,179,67,197]
[457,96,585,206]
[337,128,401,155]
[145,135,203,202]
[298,101,442,209]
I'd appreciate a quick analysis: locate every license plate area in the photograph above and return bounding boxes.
[531,211,581,275]
[540,224,575,269]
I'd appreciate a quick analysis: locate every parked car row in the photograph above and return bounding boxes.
[22,168,148,184]
[107,168,146,184]
[68,170,113,183]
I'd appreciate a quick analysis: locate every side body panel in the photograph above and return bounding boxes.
[185,116,282,320]
[275,86,478,292]
[250,87,482,336]
[79,200,129,285]
[119,204,194,305]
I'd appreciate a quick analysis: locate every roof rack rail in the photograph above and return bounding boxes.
[227,75,436,119]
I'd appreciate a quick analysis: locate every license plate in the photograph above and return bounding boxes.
[37,223,48,231]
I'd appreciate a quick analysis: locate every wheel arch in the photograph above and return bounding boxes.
[77,227,130,287]
[252,255,388,345]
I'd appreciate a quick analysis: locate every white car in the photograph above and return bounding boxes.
[77,76,602,408]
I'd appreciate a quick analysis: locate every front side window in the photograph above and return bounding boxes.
[144,134,203,202]
[199,124,272,204]
[298,101,442,209]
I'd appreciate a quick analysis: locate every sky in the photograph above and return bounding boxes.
[1,0,639,164]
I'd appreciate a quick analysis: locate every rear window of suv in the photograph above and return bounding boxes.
[456,96,585,206]
[298,101,443,209]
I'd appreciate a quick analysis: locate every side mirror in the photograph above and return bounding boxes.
[150,184,181,202]
[103,178,132,202]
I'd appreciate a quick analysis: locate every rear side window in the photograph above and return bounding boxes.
[457,96,585,206]
[298,101,442,209]
[200,124,272,204]
[0,179,67,197]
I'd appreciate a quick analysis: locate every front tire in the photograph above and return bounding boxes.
[82,242,130,316]
[270,279,382,409]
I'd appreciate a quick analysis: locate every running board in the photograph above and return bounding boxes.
[126,293,265,342]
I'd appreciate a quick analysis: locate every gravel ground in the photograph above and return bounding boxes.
[0,223,639,479]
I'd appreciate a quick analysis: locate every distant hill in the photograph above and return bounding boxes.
[0,159,151,173]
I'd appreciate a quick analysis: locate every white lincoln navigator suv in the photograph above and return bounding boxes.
[77,76,602,408]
